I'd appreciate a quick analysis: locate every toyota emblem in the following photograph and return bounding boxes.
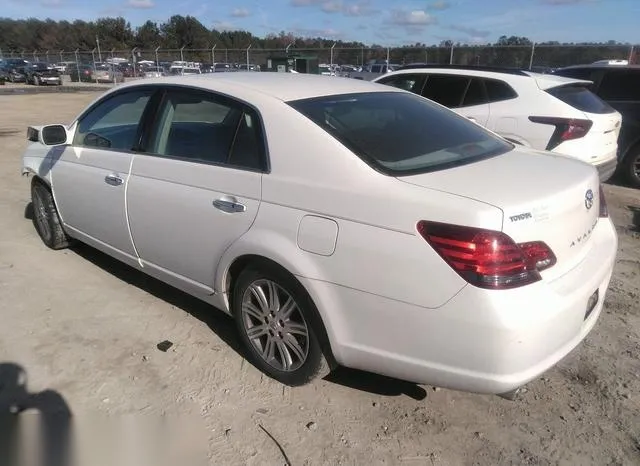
[585,189,594,210]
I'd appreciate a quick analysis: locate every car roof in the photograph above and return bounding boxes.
[376,66,591,89]
[556,64,640,71]
[116,73,399,102]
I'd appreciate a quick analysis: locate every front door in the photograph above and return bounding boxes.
[126,87,265,295]
[51,88,155,263]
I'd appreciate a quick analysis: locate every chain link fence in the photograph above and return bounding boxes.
[1,44,636,72]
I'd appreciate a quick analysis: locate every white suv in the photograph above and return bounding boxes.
[373,65,622,181]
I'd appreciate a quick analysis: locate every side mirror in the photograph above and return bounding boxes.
[40,125,68,146]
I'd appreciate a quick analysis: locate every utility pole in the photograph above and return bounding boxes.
[330,42,336,70]
[96,35,102,62]
[529,42,536,70]
[246,44,252,68]
[211,44,216,67]
[155,46,160,69]
[449,42,454,64]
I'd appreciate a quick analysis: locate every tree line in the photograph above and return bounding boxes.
[0,16,635,68]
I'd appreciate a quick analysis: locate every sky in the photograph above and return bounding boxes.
[2,0,638,45]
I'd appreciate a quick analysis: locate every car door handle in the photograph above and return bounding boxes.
[213,196,246,213]
[104,174,123,186]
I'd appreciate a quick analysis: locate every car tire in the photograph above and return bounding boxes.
[232,265,332,386]
[30,181,71,250]
[623,146,640,189]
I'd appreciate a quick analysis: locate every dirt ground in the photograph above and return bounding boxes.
[0,92,639,465]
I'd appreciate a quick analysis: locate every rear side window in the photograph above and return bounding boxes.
[288,92,512,176]
[376,74,425,93]
[421,75,469,108]
[461,79,487,107]
[598,70,640,101]
[547,85,615,114]
[148,88,265,170]
[484,79,518,102]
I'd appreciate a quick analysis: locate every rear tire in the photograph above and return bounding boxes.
[31,181,70,250]
[232,265,332,386]
[623,146,640,189]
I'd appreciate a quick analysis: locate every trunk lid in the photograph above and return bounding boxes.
[398,147,602,278]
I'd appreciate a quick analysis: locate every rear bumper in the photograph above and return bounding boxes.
[595,156,618,182]
[303,218,618,394]
[37,76,62,84]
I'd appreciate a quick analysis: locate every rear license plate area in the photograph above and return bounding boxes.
[584,289,599,320]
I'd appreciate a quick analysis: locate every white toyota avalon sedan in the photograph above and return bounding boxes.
[22,73,617,396]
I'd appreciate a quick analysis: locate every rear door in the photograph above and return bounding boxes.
[420,74,490,126]
[457,77,490,126]
[126,86,265,296]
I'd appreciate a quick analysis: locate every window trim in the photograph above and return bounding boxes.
[139,85,270,173]
[69,83,271,173]
[71,86,159,154]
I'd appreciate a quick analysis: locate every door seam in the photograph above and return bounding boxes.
[124,154,143,267]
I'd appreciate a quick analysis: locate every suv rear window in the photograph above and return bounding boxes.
[598,70,640,101]
[288,92,512,176]
[547,84,615,114]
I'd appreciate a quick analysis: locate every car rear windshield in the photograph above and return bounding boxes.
[547,84,615,114]
[288,92,512,176]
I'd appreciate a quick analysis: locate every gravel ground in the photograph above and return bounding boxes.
[0,92,639,465]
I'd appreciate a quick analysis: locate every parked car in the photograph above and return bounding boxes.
[213,63,232,72]
[552,64,640,188]
[374,65,622,182]
[1,58,29,82]
[143,66,166,78]
[68,65,95,82]
[237,63,260,72]
[24,62,62,86]
[22,74,617,396]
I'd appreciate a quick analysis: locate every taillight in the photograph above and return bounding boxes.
[528,116,593,150]
[599,184,608,218]
[416,221,556,290]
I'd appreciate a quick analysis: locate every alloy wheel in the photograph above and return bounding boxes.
[241,279,310,372]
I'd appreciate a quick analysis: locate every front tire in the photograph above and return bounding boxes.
[623,147,640,189]
[31,181,70,250]
[232,266,331,386]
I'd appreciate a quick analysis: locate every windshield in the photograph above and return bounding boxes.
[288,92,513,176]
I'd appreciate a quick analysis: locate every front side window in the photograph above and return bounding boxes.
[421,74,469,108]
[148,88,265,170]
[73,89,154,150]
[289,91,512,176]
[377,74,425,93]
